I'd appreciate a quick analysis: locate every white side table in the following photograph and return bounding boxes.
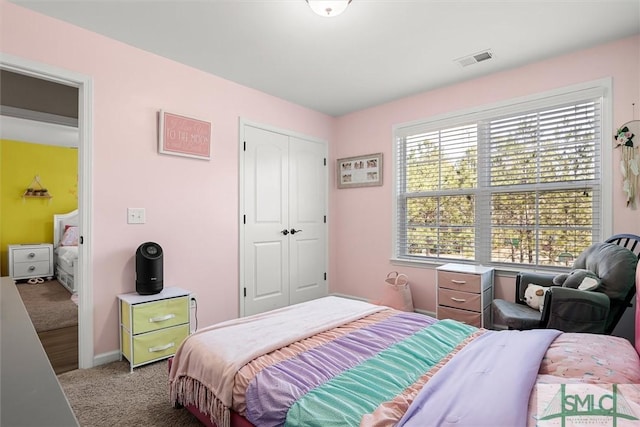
[8,243,54,281]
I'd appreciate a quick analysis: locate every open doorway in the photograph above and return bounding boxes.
[1,69,79,373]
[0,55,94,370]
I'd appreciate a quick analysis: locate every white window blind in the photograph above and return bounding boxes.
[395,87,605,268]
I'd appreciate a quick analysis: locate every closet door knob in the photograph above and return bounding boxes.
[281,229,289,235]
[290,229,302,235]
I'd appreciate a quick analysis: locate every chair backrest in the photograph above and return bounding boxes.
[636,263,640,354]
[602,234,640,334]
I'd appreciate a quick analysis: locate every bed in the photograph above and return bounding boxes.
[53,209,79,294]
[168,294,640,427]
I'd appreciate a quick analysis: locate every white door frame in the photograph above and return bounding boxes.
[1,53,94,368]
[238,118,329,317]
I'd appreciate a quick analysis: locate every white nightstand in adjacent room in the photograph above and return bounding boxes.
[118,287,191,372]
[8,243,54,281]
[436,263,494,328]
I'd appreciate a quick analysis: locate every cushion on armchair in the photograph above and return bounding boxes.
[491,298,543,330]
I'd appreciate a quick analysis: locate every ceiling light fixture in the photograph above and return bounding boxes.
[306,0,352,18]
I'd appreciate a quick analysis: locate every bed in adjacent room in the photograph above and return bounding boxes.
[169,295,640,427]
[53,209,79,294]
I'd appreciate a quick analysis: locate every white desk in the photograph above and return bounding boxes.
[1,276,79,426]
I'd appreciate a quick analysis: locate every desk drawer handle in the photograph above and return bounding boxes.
[450,297,466,303]
[28,265,36,271]
[451,280,467,284]
[149,313,176,323]
[28,252,36,258]
[148,342,174,353]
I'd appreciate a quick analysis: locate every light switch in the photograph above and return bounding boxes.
[127,208,146,224]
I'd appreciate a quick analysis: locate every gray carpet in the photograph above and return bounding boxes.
[57,360,202,427]
[16,279,78,332]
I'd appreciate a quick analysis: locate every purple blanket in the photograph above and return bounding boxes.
[398,329,561,427]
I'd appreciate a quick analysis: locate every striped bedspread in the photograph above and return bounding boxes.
[240,311,479,427]
[170,297,640,427]
[170,296,485,427]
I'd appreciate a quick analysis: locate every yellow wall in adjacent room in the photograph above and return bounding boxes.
[0,139,78,276]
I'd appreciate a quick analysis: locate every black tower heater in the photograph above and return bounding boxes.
[135,242,163,295]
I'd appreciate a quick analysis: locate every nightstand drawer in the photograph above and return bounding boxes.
[438,288,481,312]
[437,306,482,328]
[437,270,481,293]
[123,324,189,365]
[122,296,189,335]
[12,247,51,263]
[13,261,52,277]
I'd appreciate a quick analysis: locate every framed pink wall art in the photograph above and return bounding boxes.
[158,110,212,160]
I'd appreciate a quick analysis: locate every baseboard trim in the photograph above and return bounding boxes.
[93,350,120,367]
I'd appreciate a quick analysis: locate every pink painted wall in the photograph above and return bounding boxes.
[330,35,640,314]
[0,1,334,356]
[2,0,639,357]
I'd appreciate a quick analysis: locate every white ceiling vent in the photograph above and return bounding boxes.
[455,50,494,67]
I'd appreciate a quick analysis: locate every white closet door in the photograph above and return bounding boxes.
[242,125,328,316]
[243,125,290,315]
[288,136,328,305]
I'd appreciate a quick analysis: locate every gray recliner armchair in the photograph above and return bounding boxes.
[492,234,640,334]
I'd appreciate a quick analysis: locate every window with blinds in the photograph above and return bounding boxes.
[394,86,606,268]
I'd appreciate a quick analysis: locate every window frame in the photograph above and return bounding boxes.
[391,79,613,272]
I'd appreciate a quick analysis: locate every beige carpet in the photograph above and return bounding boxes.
[16,279,78,332]
[58,360,202,427]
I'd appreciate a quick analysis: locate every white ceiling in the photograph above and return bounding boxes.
[9,0,640,117]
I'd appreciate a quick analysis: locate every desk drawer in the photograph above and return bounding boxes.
[438,288,481,312]
[437,270,481,293]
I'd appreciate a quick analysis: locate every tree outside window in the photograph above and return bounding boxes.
[395,90,603,269]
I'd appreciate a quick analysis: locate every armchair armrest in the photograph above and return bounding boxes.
[515,272,556,303]
[541,287,610,333]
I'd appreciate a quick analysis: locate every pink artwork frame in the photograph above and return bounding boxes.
[158,110,212,160]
